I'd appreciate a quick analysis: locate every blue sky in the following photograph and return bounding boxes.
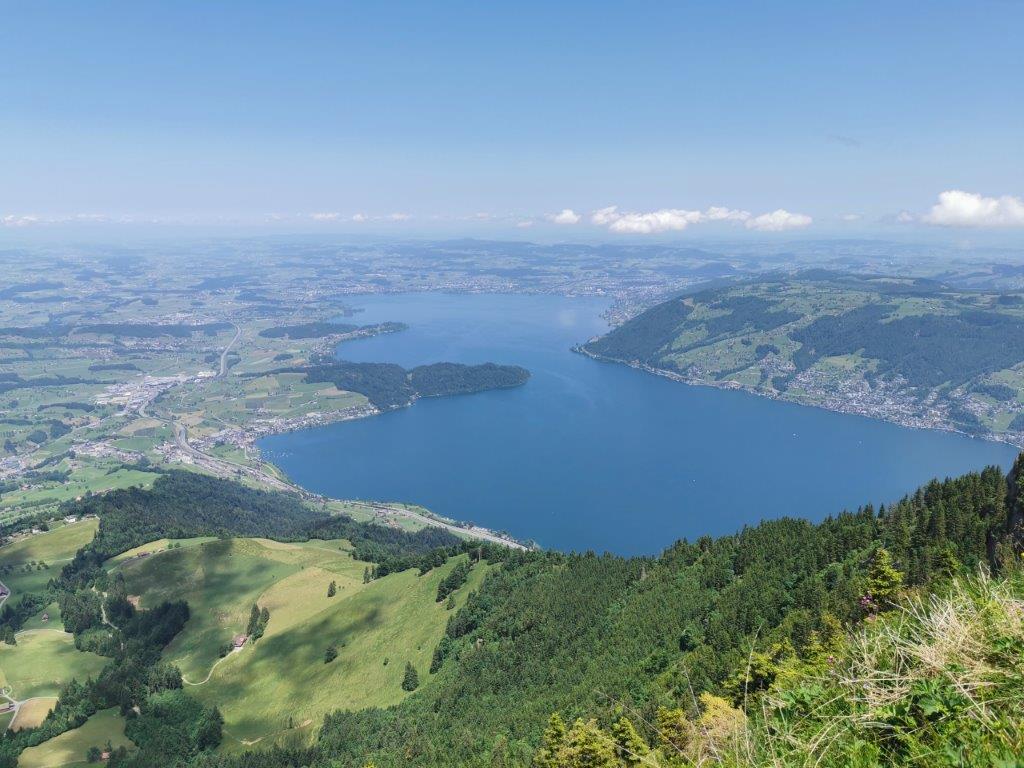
[1,1,1022,239]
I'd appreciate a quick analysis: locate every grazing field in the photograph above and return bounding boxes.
[0,467,158,513]
[10,696,57,731]
[18,708,134,768]
[197,553,490,750]
[104,536,217,567]
[0,519,98,597]
[114,537,365,682]
[114,534,491,750]
[20,602,60,631]
[0,631,107,700]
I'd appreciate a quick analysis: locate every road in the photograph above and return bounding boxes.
[218,323,242,377]
[371,504,529,550]
[183,645,244,686]
[170,421,295,492]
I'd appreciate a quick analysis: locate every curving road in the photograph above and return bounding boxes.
[218,323,241,377]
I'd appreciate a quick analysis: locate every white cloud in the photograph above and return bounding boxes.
[590,206,621,226]
[607,208,704,234]
[590,204,807,234]
[547,208,581,225]
[896,210,915,224]
[310,212,340,221]
[744,209,813,232]
[704,206,751,222]
[1,214,41,227]
[840,213,862,222]
[1,213,114,227]
[922,190,1024,228]
[516,220,534,228]
[346,212,409,223]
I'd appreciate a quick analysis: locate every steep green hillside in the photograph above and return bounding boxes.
[113,536,490,748]
[4,460,1022,768]
[582,273,1024,442]
[0,473,494,767]
[193,554,489,749]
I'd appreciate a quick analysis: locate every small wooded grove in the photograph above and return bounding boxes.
[4,457,1023,768]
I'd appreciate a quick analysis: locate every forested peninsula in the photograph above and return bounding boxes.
[289,360,531,410]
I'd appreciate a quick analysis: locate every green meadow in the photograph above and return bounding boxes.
[0,519,98,598]
[114,536,489,749]
[200,554,490,749]
[18,708,134,768]
[6,523,492,756]
[0,630,106,700]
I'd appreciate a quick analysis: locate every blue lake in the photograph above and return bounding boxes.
[259,293,1019,555]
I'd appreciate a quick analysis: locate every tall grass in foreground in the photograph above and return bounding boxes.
[534,567,1024,767]
[761,568,1024,767]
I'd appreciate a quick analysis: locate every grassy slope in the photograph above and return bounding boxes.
[114,535,489,749]
[115,538,319,680]
[104,536,218,567]
[18,708,134,768]
[0,519,99,598]
[200,554,489,749]
[0,631,107,701]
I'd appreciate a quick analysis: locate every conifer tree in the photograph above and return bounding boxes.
[245,604,260,636]
[611,716,648,766]
[401,661,419,691]
[533,713,567,768]
[867,546,904,609]
[327,580,337,597]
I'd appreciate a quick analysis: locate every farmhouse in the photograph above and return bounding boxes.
[233,634,248,649]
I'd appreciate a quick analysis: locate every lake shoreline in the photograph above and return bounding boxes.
[573,345,1024,452]
[259,293,1018,555]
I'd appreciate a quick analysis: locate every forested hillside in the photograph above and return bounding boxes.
[180,460,1016,768]
[4,459,1022,768]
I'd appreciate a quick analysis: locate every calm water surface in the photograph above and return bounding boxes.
[260,294,1018,555]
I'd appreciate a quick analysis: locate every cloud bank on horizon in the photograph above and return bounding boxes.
[578,205,812,234]
[3,190,1023,236]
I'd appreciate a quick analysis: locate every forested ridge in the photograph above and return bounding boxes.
[4,460,1022,767]
[585,274,1024,387]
